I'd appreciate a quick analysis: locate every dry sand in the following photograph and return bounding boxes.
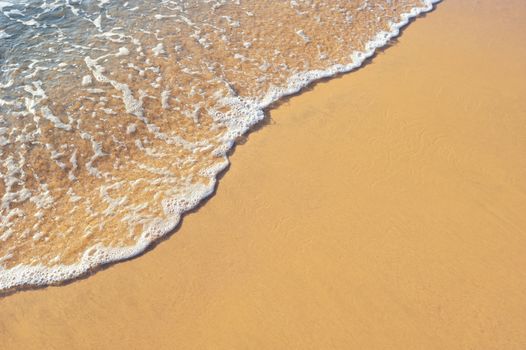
[1,0,526,349]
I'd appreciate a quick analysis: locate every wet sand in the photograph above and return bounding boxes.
[1,0,526,349]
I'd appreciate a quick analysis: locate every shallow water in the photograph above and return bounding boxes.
[0,0,437,290]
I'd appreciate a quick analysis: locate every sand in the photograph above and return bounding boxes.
[1,0,526,349]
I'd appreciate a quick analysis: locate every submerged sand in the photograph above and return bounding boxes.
[1,0,526,349]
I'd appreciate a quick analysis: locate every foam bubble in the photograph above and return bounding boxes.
[0,1,13,10]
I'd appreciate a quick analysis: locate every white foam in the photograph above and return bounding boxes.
[81,75,92,86]
[41,106,72,131]
[93,15,102,30]
[126,123,137,134]
[0,1,13,10]
[0,30,11,39]
[152,43,165,56]
[116,47,129,57]
[85,56,145,119]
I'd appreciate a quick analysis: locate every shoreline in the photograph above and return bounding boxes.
[0,1,441,295]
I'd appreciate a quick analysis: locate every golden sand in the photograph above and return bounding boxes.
[1,0,525,348]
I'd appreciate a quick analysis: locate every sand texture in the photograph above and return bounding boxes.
[1,0,526,349]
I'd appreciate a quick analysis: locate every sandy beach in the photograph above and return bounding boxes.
[1,0,526,349]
